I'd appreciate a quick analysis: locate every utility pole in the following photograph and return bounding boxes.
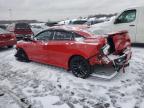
[8,8,12,23]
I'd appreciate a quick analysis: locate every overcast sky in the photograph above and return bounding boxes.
[0,0,144,21]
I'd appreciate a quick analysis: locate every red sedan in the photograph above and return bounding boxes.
[0,28,17,48]
[15,26,132,78]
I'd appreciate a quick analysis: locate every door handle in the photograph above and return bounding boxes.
[129,24,135,27]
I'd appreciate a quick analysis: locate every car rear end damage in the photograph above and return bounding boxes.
[89,31,132,79]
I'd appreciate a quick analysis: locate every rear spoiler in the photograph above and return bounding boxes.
[107,30,128,36]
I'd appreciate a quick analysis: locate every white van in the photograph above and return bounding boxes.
[91,6,144,43]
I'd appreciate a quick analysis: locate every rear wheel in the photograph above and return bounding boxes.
[15,49,30,62]
[70,56,92,79]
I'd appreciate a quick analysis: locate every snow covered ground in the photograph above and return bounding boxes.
[0,47,144,108]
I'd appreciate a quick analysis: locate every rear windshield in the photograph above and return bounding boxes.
[15,23,31,29]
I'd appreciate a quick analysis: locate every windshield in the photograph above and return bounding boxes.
[15,23,30,29]
[0,28,8,34]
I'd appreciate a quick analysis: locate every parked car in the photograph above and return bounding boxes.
[45,22,58,27]
[92,6,144,44]
[0,28,16,48]
[58,19,88,25]
[15,26,132,79]
[70,19,88,25]
[7,23,33,40]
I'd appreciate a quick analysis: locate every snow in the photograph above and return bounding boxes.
[0,47,144,108]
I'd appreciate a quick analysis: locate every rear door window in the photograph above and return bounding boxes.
[53,31,73,40]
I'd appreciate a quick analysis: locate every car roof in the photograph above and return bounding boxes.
[47,25,92,37]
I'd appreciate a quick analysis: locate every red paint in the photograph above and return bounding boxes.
[108,31,131,54]
[0,32,17,47]
[16,27,131,70]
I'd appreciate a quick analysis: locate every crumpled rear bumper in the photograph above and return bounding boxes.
[102,48,132,72]
[113,48,132,72]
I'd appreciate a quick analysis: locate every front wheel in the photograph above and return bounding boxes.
[70,56,92,79]
[15,49,30,62]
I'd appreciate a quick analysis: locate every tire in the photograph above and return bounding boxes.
[70,56,92,79]
[7,45,13,48]
[15,49,30,62]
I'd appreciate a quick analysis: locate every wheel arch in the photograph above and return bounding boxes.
[16,47,26,53]
[68,55,88,70]
[16,47,29,59]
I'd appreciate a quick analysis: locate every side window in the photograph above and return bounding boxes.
[35,30,53,41]
[53,31,73,40]
[115,10,136,24]
[74,33,85,42]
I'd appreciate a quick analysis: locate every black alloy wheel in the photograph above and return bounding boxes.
[70,56,92,79]
[15,49,30,62]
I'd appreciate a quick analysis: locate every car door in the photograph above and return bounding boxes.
[113,9,137,43]
[47,30,74,67]
[26,30,53,63]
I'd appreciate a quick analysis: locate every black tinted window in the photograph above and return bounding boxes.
[35,30,53,41]
[15,23,30,29]
[115,10,136,24]
[54,31,73,40]
[72,20,87,25]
